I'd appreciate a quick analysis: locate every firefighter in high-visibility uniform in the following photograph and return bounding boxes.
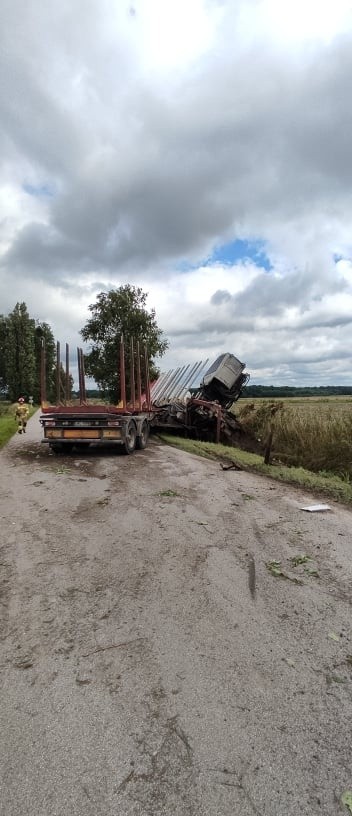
[15,397,29,434]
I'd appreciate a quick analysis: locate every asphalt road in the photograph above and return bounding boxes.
[0,411,351,815]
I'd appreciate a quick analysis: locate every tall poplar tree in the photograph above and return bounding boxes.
[0,305,56,402]
[3,303,36,401]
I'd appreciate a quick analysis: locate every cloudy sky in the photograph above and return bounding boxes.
[1,0,352,386]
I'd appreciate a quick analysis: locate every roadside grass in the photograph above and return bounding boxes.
[158,434,352,506]
[0,403,37,449]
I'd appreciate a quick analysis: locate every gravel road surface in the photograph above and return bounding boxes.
[0,410,351,815]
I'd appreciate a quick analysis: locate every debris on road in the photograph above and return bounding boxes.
[300,504,331,512]
[220,460,242,471]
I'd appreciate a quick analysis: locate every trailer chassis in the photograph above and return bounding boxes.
[40,409,150,455]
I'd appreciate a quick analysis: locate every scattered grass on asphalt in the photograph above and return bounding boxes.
[157,434,352,506]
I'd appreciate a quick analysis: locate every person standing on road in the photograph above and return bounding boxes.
[15,397,29,434]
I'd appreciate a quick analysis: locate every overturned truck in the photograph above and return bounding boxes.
[40,339,249,453]
[151,352,249,444]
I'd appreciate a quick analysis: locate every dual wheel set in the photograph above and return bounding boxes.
[123,418,149,454]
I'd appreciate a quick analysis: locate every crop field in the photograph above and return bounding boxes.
[239,395,352,416]
[236,396,352,477]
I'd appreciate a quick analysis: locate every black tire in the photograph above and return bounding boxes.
[136,420,149,450]
[123,420,137,454]
[50,443,73,454]
[50,444,63,454]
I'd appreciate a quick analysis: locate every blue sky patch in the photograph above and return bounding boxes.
[176,238,272,273]
[23,182,55,198]
[208,238,272,270]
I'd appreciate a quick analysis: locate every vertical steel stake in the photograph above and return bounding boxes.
[120,335,126,409]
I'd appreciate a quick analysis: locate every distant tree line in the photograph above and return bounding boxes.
[241,385,352,398]
[0,303,56,403]
[84,389,104,398]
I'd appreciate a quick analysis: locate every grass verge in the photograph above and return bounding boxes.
[0,404,38,449]
[157,434,352,506]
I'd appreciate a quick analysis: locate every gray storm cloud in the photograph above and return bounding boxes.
[1,0,352,383]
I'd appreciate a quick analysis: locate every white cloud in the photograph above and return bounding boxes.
[122,0,221,73]
[259,0,352,44]
[1,0,352,386]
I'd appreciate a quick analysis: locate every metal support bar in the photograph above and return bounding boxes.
[152,365,187,402]
[65,344,70,404]
[56,341,60,404]
[40,337,47,406]
[136,340,142,411]
[150,369,172,401]
[120,336,126,409]
[77,347,82,404]
[150,359,210,404]
[130,337,135,411]
[80,349,87,403]
[144,345,151,411]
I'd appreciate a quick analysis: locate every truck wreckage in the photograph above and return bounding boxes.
[40,338,249,453]
[150,352,249,444]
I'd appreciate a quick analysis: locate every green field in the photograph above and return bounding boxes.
[235,396,352,478]
[240,395,352,415]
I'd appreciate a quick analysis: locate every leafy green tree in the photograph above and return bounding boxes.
[1,303,36,401]
[80,285,169,402]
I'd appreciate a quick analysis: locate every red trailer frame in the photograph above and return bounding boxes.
[40,337,152,454]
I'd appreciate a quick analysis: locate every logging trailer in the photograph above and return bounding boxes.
[40,338,152,454]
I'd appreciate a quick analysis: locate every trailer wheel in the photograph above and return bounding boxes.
[123,420,137,454]
[49,443,73,454]
[50,443,63,454]
[136,420,149,450]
